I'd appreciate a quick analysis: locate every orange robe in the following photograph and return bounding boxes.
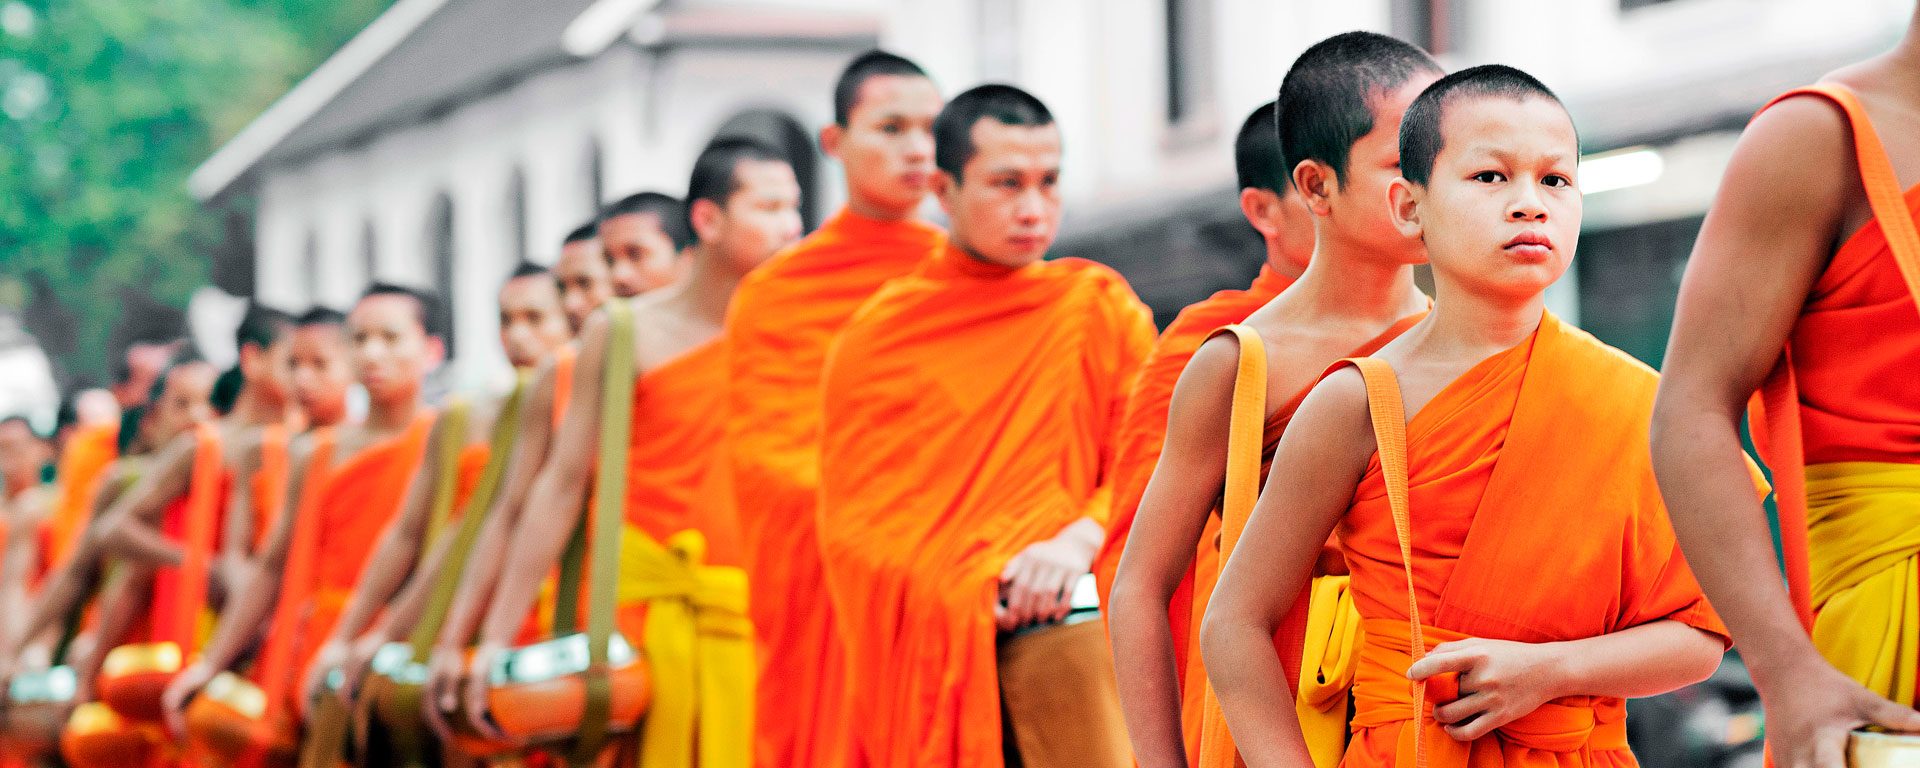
[250,425,291,553]
[817,243,1156,767]
[614,340,746,638]
[723,208,942,768]
[48,422,119,567]
[285,414,435,693]
[145,425,229,649]
[1335,313,1725,767]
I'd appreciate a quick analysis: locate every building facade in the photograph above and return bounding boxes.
[194,0,1912,392]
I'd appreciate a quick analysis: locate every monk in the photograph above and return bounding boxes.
[161,284,447,745]
[283,308,354,434]
[1107,34,1440,768]
[599,192,695,297]
[462,138,800,765]
[555,220,616,333]
[814,84,1155,768]
[43,341,180,572]
[318,262,575,711]
[417,219,627,740]
[1202,66,1728,768]
[718,49,942,768]
[1650,6,1920,765]
[1,356,217,692]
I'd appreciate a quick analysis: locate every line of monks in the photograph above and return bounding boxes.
[2,14,1919,768]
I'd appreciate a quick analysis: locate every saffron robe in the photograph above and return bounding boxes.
[1742,85,1920,706]
[1333,312,1725,767]
[47,422,119,567]
[722,208,942,768]
[817,243,1156,767]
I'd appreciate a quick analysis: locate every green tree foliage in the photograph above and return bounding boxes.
[0,0,390,387]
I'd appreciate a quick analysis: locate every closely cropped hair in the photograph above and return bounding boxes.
[1398,64,1570,187]
[834,50,929,126]
[508,262,551,281]
[295,307,347,328]
[563,220,599,245]
[234,303,294,353]
[1276,31,1441,186]
[360,282,444,339]
[1234,102,1287,193]
[600,191,695,252]
[932,84,1054,180]
[685,137,789,240]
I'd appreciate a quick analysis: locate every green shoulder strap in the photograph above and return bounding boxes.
[422,398,472,549]
[571,301,637,766]
[409,374,527,661]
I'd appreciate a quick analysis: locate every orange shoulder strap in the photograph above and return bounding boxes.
[1195,324,1269,768]
[1749,84,1920,631]
[257,430,337,718]
[165,422,224,654]
[1343,357,1430,768]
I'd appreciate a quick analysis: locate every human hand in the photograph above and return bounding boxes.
[461,643,508,743]
[421,644,466,743]
[300,638,348,712]
[1406,637,1565,741]
[996,529,1097,632]
[1760,655,1920,768]
[336,630,389,706]
[161,660,215,739]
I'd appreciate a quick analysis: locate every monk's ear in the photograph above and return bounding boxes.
[1238,188,1282,239]
[1292,160,1336,217]
[932,170,959,216]
[423,335,447,371]
[690,198,725,245]
[1388,176,1423,240]
[820,123,844,160]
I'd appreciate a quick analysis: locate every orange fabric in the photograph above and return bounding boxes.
[254,414,434,715]
[48,423,119,567]
[146,424,226,650]
[1745,85,1920,633]
[452,442,489,521]
[1192,317,1424,768]
[1333,313,1725,767]
[1092,265,1294,601]
[250,425,290,552]
[612,340,745,640]
[817,243,1156,767]
[724,207,942,768]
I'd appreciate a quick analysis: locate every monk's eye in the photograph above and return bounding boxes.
[880,121,903,135]
[1542,174,1572,189]
[1471,171,1505,183]
[995,176,1021,190]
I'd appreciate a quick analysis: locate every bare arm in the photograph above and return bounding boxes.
[73,565,155,697]
[322,417,447,650]
[422,361,559,737]
[218,437,263,599]
[1651,95,1920,766]
[1202,370,1373,768]
[7,463,140,660]
[192,437,312,676]
[93,433,196,565]
[474,317,606,651]
[1109,339,1240,768]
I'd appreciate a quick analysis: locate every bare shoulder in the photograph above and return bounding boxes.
[1722,92,1856,217]
[1287,366,1375,454]
[1173,335,1246,402]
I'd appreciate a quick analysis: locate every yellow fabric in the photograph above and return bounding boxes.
[614,523,755,768]
[1298,576,1362,768]
[1805,460,1920,707]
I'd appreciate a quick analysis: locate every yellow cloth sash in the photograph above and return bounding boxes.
[1806,461,1920,707]
[1298,576,1363,767]
[615,523,755,768]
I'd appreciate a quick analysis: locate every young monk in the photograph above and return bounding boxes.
[284,308,354,433]
[1,357,217,683]
[814,84,1155,768]
[719,49,942,768]
[1203,65,1728,768]
[555,220,615,333]
[160,284,447,742]
[461,138,800,764]
[42,342,180,572]
[416,219,628,740]
[599,192,696,296]
[1111,37,1441,765]
[1651,7,1920,764]
[314,263,575,710]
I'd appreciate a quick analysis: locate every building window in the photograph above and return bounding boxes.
[428,193,457,357]
[1164,0,1216,130]
[361,219,379,285]
[303,229,322,307]
[507,166,529,265]
[586,136,605,213]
